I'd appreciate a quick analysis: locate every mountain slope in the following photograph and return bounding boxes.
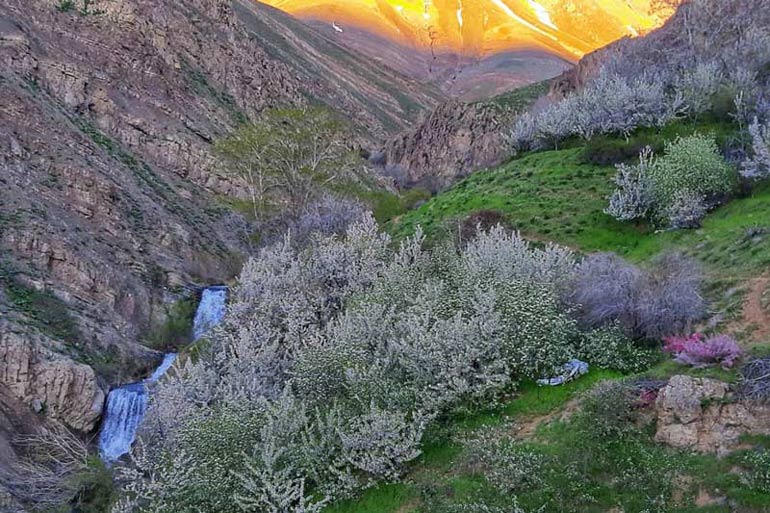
[263,0,673,61]
[0,0,443,438]
[262,0,676,100]
[236,2,446,135]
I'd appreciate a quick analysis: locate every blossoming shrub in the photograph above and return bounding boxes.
[114,216,692,512]
[666,333,742,369]
[606,134,737,228]
[509,0,770,154]
[115,218,599,512]
[605,147,654,222]
[575,380,641,442]
[662,333,703,354]
[577,324,660,373]
[743,118,770,180]
[568,252,706,340]
[647,134,736,214]
[510,71,684,151]
[464,430,548,494]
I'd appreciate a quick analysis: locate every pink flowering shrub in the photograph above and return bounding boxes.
[665,333,742,369]
[662,333,704,354]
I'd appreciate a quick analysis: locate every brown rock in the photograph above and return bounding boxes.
[0,324,104,432]
[655,375,770,456]
[379,100,510,191]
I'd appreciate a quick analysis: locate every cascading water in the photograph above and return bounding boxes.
[192,285,228,341]
[98,286,228,461]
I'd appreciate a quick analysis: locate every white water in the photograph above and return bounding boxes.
[192,286,228,340]
[98,382,151,462]
[98,287,228,461]
[146,353,178,384]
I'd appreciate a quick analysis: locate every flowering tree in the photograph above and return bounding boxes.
[606,134,737,229]
[115,218,699,512]
[742,118,770,180]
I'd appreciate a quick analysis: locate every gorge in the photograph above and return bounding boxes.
[98,287,228,462]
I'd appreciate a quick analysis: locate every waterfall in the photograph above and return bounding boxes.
[98,286,228,461]
[98,383,150,462]
[147,353,177,384]
[192,285,228,340]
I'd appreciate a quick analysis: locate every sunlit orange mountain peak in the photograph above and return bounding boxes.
[261,0,676,61]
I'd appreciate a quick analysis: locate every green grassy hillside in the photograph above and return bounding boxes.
[327,364,770,513]
[390,125,770,290]
[322,119,770,513]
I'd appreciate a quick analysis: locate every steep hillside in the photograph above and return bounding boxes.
[376,81,549,190]
[0,0,442,437]
[390,121,770,291]
[236,2,445,135]
[263,0,673,61]
[263,0,676,99]
[305,21,570,101]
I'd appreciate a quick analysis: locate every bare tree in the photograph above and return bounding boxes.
[0,422,94,510]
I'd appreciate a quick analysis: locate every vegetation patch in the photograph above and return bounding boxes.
[143,298,197,352]
[0,262,79,343]
[182,61,248,126]
[389,139,770,291]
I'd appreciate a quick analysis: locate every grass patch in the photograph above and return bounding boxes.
[182,61,248,126]
[639,359,741,383]
[481,81,551,113]
[0,262,79,343]
[328,363,770,512]
[389,143,770,292]
[503,369,623,418]
[332,180,431,225]
[324,483,417,513]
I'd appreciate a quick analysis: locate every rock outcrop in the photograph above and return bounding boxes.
[654,375,770,456]
[377,100,511,191]
[0,325,104,432]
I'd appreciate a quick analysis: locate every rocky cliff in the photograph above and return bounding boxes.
[376,82,549,190]
[377,101,508,191]
[655,375,770,457]
[0,0,443,439]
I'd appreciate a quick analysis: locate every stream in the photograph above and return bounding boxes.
[97,286,228,461]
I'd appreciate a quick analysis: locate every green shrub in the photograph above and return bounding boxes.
[0,265,79,342]
[581,134,663,166]
[742,449,770,493]
[577,324,660,373]
[575,380,640,442]
[70,457,118,513]
[56,0,75,12]
[144,298,196,351]
[607,133,738,228]
[465,431,548,494]
[647,134,737,212]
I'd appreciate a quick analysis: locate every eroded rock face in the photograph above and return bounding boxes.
[378,101,509,191]
[654,375,770,456]
[0,325,104,432]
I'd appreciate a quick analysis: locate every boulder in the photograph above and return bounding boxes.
[0,325,104,432]
[655,375,770,456]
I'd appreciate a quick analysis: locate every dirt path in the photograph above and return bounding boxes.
[738,274,770,344]
[511,398,581,440]
[395,499,421,513]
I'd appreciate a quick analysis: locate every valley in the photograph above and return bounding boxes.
[263,0,677,98]
[1,0,770,512]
